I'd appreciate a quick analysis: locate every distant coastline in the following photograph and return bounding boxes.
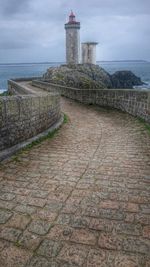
[0,62,63,66]
[0,60,149,65]
[97,60,149,63]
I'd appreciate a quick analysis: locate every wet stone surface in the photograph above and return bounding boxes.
[0,97,150,266]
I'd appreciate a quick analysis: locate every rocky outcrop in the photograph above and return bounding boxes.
[111,71,143,89]
[43,64,143,89]
[43,64,112,89]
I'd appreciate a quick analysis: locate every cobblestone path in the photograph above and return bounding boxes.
[0,97,150,267]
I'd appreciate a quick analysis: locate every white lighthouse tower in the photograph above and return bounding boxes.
[65,11,80,64]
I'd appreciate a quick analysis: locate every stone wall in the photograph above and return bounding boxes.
[32,80,150,124]
[0,80,62,160]
[8,78,41,95]
[8,80,31,95]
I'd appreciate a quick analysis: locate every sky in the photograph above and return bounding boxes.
[0,0,149,63]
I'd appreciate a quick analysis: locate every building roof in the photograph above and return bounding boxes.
[82,42,98,45]
[67,10,79,24]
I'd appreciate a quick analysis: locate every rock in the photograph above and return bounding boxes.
[43,64,144,89]
[67,64,113,88]
[111,71,143,89]
[43,64,112,89]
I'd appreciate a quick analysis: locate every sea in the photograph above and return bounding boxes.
[0,61,150,93]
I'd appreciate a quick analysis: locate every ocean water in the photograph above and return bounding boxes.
[99,61,150,90]
[0,63,59,93]
[0,61,150,93]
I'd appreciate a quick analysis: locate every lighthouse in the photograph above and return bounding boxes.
[65,11,80,64]
[82,42,98,65]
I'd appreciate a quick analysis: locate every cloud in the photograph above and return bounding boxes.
[0,0,149,62]
[0,0,31,17]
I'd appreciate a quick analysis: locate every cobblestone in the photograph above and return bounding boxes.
[58,243,88,266]
[0,97,150,266]
[37,239,63,258]
[47,224,73,241]
[14,204,36,215]
[0,200,16,210]
[18,230,42,251]
[0,209,12,224]
[0,227,22,242]
[0,192,16,201]
[0,245,32,267]
[28,220,51,235]
[6,213,31,230]
[26,256,57,267]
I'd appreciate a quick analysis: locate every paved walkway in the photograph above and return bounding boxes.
[0,97,150,267]
[18,82,49,95]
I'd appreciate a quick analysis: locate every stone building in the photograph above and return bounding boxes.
[82,42,98,65]
[65,11,80,64]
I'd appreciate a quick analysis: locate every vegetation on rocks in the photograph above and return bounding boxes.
[0,91,9,96]
[43,63,143,89]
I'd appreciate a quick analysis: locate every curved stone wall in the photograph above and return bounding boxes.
[32,80,150,124]
[0,79,62,160]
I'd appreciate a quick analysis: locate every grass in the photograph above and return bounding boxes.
[138,118,150,134]
[0,91,10,96]
[11,113,69,162]
[64,113,69,123]
[25,128,58,150]
[15,241,21,247]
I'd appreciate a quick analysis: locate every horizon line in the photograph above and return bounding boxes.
[0,59,149,65]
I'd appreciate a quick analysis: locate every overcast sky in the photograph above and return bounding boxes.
[0,0,149,63]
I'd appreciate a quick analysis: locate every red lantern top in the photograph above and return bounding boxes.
[68,11,77,23]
